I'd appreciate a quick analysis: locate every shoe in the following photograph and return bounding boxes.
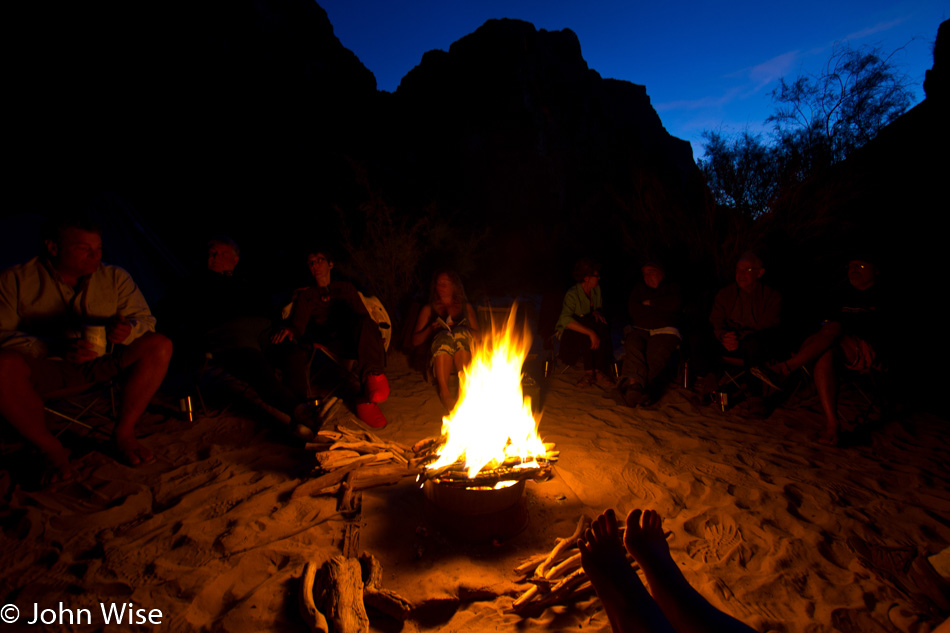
[356,402,387,428]
[593,371,616,389]
[695,372,719,396]
[745,396,768,419]
[622,385,650,407]
[292,402,323,430]
[365,373,389,403]
[750,366,783,391]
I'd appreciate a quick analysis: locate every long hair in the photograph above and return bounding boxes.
[429,270,467,304]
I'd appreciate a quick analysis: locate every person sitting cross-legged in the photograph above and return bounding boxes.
[0,216,172,484]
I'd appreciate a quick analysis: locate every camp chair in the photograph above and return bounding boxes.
[43,382,118,440]
[719,356,747,391]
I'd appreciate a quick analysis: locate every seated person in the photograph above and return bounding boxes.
[618,261,682,407]
[0,216,172,482]
[556,258,614,387]
[764,255,889,446]
[270,249,389,428]
[411,271,479,411]
[692,252,782,411]
[175,236,316,434]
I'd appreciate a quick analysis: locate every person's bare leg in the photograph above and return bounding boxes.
[433,353,454,411]
[624,509,757,633]
[578,509,676,633]
[113,333,172,465]
[0,351,73,482]
[772,322,841,378]
[812,348,839,445]
[453,348,471,374]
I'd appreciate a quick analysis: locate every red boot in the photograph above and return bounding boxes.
[365,373,389,403]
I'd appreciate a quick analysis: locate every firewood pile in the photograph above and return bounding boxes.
[292,424,422,499]
[508,514,645,616]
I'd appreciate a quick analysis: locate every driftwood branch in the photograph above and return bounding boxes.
[360,553,413,621]
[300,560,329,633]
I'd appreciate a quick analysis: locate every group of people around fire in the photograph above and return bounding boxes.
[1,216,887,487]
[555,250,887,449]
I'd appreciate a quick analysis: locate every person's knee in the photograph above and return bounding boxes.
[137,332,174,364]
[0,350,31,386]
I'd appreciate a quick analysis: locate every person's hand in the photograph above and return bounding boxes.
[66,339,99,364]
[588,331,601,350]
[593,311,606,324]
[720,331,739,352]
[107,317,132,344]
[271,327,295,344]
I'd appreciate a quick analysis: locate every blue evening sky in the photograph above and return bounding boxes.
[317,0,945,161]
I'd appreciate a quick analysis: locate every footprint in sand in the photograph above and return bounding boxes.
[685,514,742,563]
[711,577,784,622]
[620,462,659,503]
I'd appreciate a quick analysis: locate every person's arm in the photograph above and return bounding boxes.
[555,286,582,334]
[651,284,683,315]
[411,305,438,347]
[342,283,369,317]
[709,286,738,350]
[558,287,600,348]
[273,289,311,343]
[0,266,48,357]
[111,267,156,344]
[591,286,606,323]
[464,303,479,332]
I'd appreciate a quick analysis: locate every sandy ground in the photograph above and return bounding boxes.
[2,352,949,633]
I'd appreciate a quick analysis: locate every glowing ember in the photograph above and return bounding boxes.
[426,305,547,482]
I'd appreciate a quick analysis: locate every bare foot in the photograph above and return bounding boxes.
[623,509,674,576]
[579,509,676,633]
[578,509,636,598]
[816,432,839,447]
[42,444,75,485]
[438,386,455,413]
[623,509,759,633]
[113,432,154,466]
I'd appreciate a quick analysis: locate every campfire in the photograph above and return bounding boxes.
[296,305,558,542]
[415,305,559,490]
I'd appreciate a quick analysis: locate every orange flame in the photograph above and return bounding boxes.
[426,305,546,481]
